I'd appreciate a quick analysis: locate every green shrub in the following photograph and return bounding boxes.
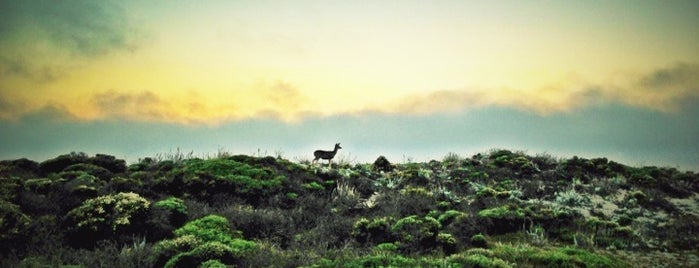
[106,176,144,193]
[448,253,512,268]
[199,259,227,268]
[174,215,240,243]
[0,176,21,202]
[437,232,457,254]
[150,197,189,236]
[471,233,489,248]
[395,186,437,216]
[530,247,624,268]
[175,158,284,203]
[478,204,525,219]
[156,197,188,215]
[554,189,591,207]
[303,182,325,191]
[489,244,628,267]
[374,242,399,253]
[154,214,257,268]
[64,163,113,180]
[437,210,465,226]
[352,217,395,245]
[66,192,150,247]
[0,200,30,244]
[38,152,89,175]
[23,178,54,194]
[390,215,441,253]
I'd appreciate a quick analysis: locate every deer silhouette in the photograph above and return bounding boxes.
[312,143,342,168]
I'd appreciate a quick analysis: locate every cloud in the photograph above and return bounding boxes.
[90,90,171,121]
[0,1,143,82]
[0,91,24,121]
[386,62,699,116]
[620,62,699,112]
[0,0,139,56]
[254,81,313,121]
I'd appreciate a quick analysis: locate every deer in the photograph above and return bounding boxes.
[312,143,342,168]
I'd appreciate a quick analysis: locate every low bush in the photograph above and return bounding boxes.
[390,215,442,253]
[66,192,150,247]
[448,252,512,268]
[153,214,257,268]
[0,200,31,252]
[174,158,285,204]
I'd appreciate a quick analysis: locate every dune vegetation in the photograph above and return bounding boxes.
[1,149,698,267]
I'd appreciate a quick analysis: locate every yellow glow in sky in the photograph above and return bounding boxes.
[1,1,698,123]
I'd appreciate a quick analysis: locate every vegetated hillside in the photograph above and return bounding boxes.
[1,150,698,267]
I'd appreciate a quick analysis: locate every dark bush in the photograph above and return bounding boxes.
[89,154,127,174]
[372,156,394,172]
[63,163,113,180]
[470,233,489,248]
[0,158,39,177]
[390,215,442,253]
[0,176,21,202]
[0,200,31,253]
[352,216,395,245]
[105,176,144,194]
[39,152,89,175]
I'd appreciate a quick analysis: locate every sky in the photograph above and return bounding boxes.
[1,0,698,170]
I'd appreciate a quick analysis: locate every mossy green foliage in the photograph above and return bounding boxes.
[479,204,526,219]
[303,181,325,191]
[155,215,257,268]
[436,210,466,226]
[391,215,441,245]
[175,158,284,200]
[155,197,187,215]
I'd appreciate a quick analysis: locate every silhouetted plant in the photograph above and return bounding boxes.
[372,156,394,172]
[89,154,127,174]
[0,158,39,178]
[38,152,89,175]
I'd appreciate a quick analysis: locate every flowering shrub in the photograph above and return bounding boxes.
[66,192,150,246]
